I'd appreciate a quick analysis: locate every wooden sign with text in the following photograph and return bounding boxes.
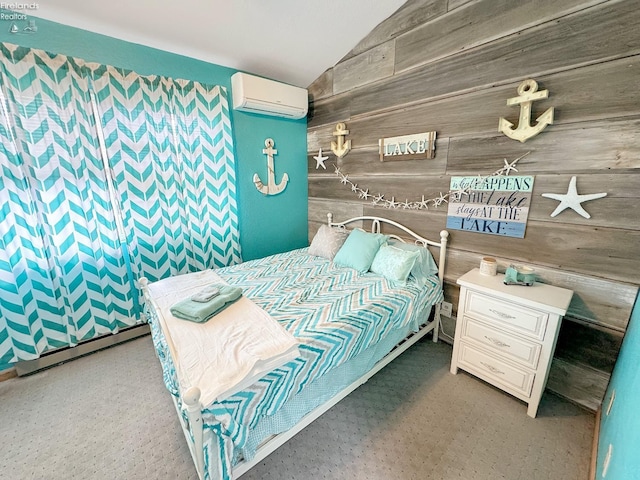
[446,175,535,238]
[379,131,436,162]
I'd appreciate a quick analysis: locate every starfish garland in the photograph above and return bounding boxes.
[333,151,531,210]
[372,194,384,205]
[451,187,469,202]
[501,157,519,175]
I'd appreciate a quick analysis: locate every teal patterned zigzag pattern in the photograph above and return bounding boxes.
[0,45,138,362]
[146,248,443,479]
[93,71,241,285]
[171,81,241,269]
[93,70,186,285]
[0,42,241,364]
[0,93,57,362]
[11,51,135,341]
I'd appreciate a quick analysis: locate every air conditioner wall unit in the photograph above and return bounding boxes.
[231,72,308,120]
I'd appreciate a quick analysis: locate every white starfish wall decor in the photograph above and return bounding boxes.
[541,176,607,219]
[313,148,329,169]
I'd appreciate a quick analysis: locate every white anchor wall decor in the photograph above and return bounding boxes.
[499,79,554,143]
[331,122,352,158]
[253,138,289,195]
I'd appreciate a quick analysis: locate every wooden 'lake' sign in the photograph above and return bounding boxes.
[446,175,535,238]
[379,131,436,162]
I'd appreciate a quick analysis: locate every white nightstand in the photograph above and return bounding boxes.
[450,268,573,418]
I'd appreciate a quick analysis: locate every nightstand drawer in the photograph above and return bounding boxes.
[461,316,542,369]
[458,342,535,397]
[465,290,548,340]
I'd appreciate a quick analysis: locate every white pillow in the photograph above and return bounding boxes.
[308,225,349,260]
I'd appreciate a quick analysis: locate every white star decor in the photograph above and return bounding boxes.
[358,189,370,199]
[313,148,329,170]
[501,157,519,175]
[434,193,448,207]
[541,176,607,219]
[332,151,531,210]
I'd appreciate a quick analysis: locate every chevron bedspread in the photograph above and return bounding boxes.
[146,247,443,480]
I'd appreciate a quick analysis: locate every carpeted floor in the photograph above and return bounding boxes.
[0,335,594,480]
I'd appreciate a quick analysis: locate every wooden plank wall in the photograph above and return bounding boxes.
[306,0,640,411]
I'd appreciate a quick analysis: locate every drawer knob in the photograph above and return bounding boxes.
[480,362,505,375]
[484,335,511,348]
[489,308,516,320]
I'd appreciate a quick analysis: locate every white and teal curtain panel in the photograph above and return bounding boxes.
[0,43,240,364]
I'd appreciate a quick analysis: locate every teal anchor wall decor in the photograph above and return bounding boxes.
[499,79,554,143]
[253,138,289,195]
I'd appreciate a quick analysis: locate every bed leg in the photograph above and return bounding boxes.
[433,305,440,343]
[183,387,205,479]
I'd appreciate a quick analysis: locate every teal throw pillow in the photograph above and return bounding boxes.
[388,240,439,286]
[370,244,420,283]
[333,229,387,273]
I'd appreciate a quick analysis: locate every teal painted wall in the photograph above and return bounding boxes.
[596,293,640,479]
[0,13,309,262]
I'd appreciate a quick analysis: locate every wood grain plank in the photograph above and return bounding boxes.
[396,0,607,72]
[344,0,448,60]
[308,68,333,101]
[307,90,352,127]
[547,357,609,412]
[446,119,640,175]
[308,198,364,225]
[334,42,396,94]
[440,220,640,285]
[447,0,475,11]
[309,174,454,203]
[350,1,640,116]
[556,319,623,372]
[310,56,640,138]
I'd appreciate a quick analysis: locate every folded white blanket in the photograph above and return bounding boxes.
[147,269,300,406]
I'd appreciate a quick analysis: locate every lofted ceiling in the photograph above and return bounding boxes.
[33,0,406,88]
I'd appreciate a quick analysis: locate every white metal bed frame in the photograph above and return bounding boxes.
[141,213,449,480]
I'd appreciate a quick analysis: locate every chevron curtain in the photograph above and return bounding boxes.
[91,67,242,285]
[0,44,241,364]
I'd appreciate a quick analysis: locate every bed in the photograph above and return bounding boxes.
[140,214,449,480]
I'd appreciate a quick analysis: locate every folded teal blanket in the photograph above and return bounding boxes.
[170,284,243,323]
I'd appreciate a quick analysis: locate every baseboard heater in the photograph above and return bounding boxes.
[15,324,150,377]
